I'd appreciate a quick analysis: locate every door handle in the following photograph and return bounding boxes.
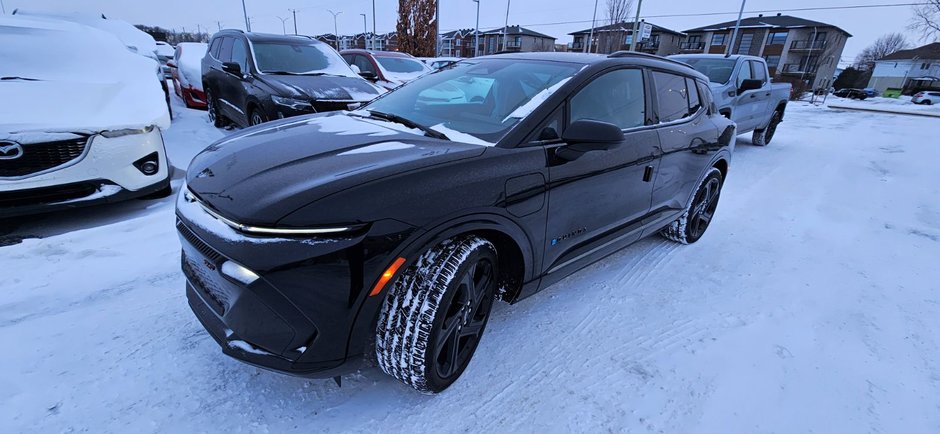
[765,92,771,96]
[642,165,654,182]
[750,94,757,98]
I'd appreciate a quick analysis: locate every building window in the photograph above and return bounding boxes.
[766,31,788,45]
[763,55,781,68]
[711,33,726,46]
[625,34,633,45]
[735,33,754,55]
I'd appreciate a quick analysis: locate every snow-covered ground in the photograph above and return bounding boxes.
[2,95,940,433]
[826,95,940,117]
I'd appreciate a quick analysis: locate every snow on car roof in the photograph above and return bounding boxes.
[0,15,170,135]
[13,10,159,59]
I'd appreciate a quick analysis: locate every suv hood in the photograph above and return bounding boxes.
[186,112,486,225]
[259,74,382,102]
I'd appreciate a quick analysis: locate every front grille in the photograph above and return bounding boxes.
[0,181,100,208]
[177,219,228,315]
[313,101,357,113]
[0,137,89,178]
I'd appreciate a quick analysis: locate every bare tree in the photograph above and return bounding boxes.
[397,0,437,57]
[910,0,940,41]
[602,0,634,53]
[855,33,911,69]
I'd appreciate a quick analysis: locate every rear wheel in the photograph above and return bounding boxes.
[661,168,724,245]
[249,107,266,126]
[925,100,933,105]
[206,89,226,127]
[376,235,498,393]
[752,110,781,146]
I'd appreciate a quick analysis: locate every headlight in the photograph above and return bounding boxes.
[272,95,312,110]
[100,125,155,138]
[221,260,260,285]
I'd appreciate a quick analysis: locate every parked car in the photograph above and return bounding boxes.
[176,51,735,393]
[913,91,939,105]
[155,41,175,78]
[862,87,879,98]
[202,31,383,128]
[670,54,790,146]
[0,15,171,218]
[169,42,208,109]
[833,88,868,100]
[341,49,432,91]
[12,10,173,117]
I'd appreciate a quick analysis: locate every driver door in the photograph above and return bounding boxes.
[540,68,661,280]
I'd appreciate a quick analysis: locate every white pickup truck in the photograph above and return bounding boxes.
[670,54,791,146]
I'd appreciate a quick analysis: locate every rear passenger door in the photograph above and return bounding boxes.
[646,71,719,230]
[746,60,772,130]
[541,68,660,276]
[215,37,243,123]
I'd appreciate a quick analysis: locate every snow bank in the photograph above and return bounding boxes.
[176,42,208,92]
[827,95,940,117]
[0,15,170,136]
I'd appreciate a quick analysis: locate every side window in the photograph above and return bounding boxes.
[218,37,234,63]
[569,69,646,130]
[341,54,355,65]
[750,60,767,83]
[354,55,377,74]
[735,60,752,88]
[652,71,690,123]
[231,38,249,72]
[209,38,222,59]
[686,78,702,115]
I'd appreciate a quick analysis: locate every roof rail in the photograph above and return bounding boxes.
[608,50,693,69]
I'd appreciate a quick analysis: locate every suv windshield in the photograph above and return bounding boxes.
[253,42,356,76]
[375,56,427,73]
[361,59,581,145]
[674,57,735,84]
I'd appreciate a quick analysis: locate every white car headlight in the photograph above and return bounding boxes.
[272,95,312,110]
[100,125,155,138]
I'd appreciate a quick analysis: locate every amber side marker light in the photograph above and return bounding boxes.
[370,257,407,297]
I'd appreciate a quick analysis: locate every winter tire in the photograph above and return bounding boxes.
[376,235,498,393]
[752,110,781,146]
[660,168,723,245]
[249,108,266,126]
[207,89,226,128]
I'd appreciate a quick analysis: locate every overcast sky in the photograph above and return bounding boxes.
[2,0,925,64]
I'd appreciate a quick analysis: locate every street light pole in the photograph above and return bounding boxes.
[726,0,746,57]
[629,0,643,51]
[372,0,376,34]
[472,0,480,57]
[290,9,298,35]
[585,0,597,53]
[240,0,251,31]
[277,16,289,35]
[502,0,510,51]
[328,10,342,50]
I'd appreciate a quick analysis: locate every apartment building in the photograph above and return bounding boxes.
[568,21,684,56]
[680,14,851,90]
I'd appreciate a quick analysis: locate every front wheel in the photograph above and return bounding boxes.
[376,235,498,393]
[249,107,267,126]
[752,110,781,146]
[661,168,724,245]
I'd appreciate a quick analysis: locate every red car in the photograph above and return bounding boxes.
[341,49,431,91]
[169,42,209,109]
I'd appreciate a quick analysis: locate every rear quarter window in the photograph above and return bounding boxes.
[218,37,234,62]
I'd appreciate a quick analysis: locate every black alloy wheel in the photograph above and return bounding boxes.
[431,258,495,381]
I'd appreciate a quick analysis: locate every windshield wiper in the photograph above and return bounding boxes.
[263,71,344,77]
[262,70,305,75]
[363,110,450,141]
[1,76,40,81]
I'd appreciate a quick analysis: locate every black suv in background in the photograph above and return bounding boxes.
[178,52,736,394]
[202,30,383,128]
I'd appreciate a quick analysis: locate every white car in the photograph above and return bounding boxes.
[0,15,172,218]
[912,91,939,105]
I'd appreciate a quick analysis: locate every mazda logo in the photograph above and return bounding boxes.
[0,142,24,160]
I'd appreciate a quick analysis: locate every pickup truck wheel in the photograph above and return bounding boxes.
[752,110,781,146]
[375,235,498,393]
[661,168,723,245]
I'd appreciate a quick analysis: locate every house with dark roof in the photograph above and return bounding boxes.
[440,28,474,57]
[473,25,556,56]
[681,13,851,90]
[868,42,940,93]
[568,21,684,56]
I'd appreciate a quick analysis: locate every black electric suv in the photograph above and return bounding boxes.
[177,51,736,393]
[201,30,383,128]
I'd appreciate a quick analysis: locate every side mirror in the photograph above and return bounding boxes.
[738,78,763,93]
[222,62,242,76]
[350,64,361,74]
[557,119,624,161]
[359,71,378,81]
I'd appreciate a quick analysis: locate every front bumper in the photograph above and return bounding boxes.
[175,189,416,378]
[0,129,170,217]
